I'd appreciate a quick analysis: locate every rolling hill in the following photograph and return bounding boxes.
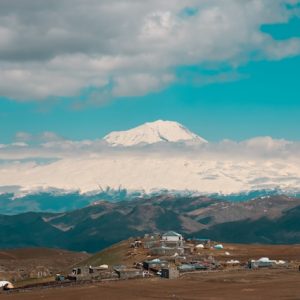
[1,195,300,252]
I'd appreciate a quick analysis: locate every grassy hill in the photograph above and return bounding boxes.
[1,195,300,253]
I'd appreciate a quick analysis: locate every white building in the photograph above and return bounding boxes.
[162,231,183,242]
[161,231,184,247]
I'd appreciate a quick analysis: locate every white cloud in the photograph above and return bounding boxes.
[0,135,300,195]
[1,132,300,194]
[0,130,299,162]
[0,0,299,101]
[14,131,64,144]
[242,136,291,150]
[15,132,32,142]
[112,73,175,97]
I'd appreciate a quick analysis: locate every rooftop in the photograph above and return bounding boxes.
[162,231,182,237]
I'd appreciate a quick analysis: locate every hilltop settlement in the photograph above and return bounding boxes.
[1,230,298,293]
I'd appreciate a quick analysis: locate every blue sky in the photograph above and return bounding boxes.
[0,1,299,143]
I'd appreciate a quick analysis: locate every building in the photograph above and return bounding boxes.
[161,231,184,248]
[113,266,144,279]
[149,246,184,256]
[143,259,169,271]
[143,240,159,249]
[248,257,287,269]
[161,267,179,279]
[68,266,118,280]
[162,231,183,242]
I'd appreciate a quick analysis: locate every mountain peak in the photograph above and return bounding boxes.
[104,120,207,146]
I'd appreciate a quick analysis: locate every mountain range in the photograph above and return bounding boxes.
[1,195,300,252]
[1,120,300,197]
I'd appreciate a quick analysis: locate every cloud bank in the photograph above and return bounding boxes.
[0,0,299,101]
[1,132,300,195]
[0,131,300,161]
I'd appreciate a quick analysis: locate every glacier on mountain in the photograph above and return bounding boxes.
[104,120,207,146]
[0,120,300,196]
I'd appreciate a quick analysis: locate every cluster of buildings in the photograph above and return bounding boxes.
[66,231,291,283]
[66,231,223,281]
[1,231,291,291]
[141,231,219,278]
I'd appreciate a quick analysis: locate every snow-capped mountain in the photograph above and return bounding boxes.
[2,152,300,196]
[1,120,300,197]
[104,120,207,146]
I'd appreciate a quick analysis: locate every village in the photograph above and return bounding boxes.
[64,231,290,282]
[1,230,296,293]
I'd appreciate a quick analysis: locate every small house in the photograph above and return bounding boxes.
[143,259,169,271]
[113,266,144,279]
[161,231,184,248]
[248,257,287,269]
[68,266,118,281]
[162,231,183,242]
[143,240,159,249]
[161,267,179,279]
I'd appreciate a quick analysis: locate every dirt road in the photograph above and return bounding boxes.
[2,268,300,300]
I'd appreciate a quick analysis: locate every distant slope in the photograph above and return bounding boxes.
[1,195,300,252]
[0,247,90,282]
[1,189,299,215]
[0,190,131,215]
[196,205,300,244]
[0,212,66,249]
[78,240,132,267]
